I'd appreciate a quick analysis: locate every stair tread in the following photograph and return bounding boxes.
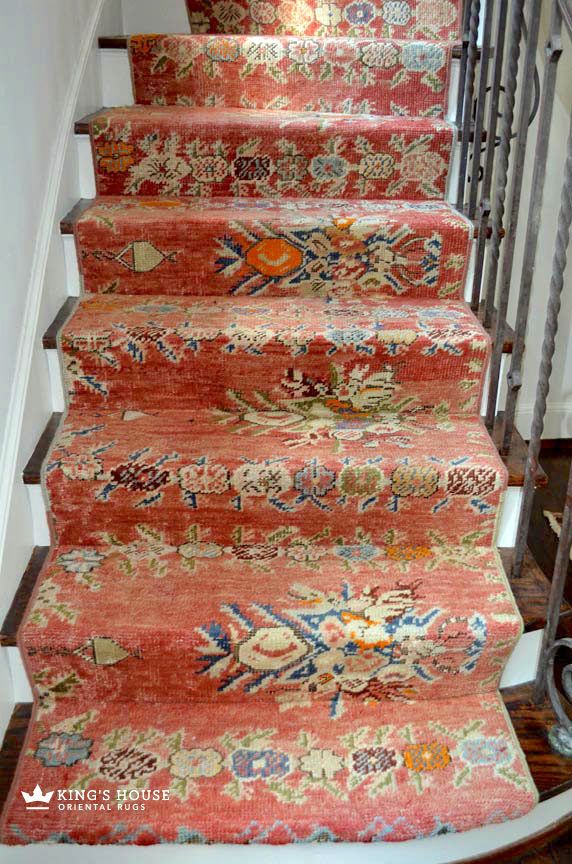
[0,693,537,844]
[72,196,472,299]
[22,540,521,706]
[87,106,454,200]
[128,34,454,118]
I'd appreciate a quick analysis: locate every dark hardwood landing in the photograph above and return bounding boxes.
[1,692,570,859]
[503,683,572,802]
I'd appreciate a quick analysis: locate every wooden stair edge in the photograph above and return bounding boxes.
[42,297,77,349]
[60,198,94,235]
[478,299,514,354]
[498,547,572,633]
[494,412,548,489]
[97,35,469,60]
[74,108,108,136]
[0,547,50,647]
[22,412,63,486]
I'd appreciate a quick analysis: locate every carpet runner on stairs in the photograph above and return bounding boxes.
[128,35,454,117]
[185,0,463,40]
[3,695,534,844]
[1,0,538,847]
[89,107,454,199]
[74,197,472,298]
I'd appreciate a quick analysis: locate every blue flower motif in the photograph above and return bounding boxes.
[294,459,336,503]
[344,1,376,25]
[232,749,290,780]
[381,0,412,25]
[335,543,379,561]
[310,155,349,181]
[35,732,93,767]
[403,43,446,73]
[459,737,512,766]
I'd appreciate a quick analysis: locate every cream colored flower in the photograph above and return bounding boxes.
[315,2,342,26]
[231,462,292,497]
[170,748,223,779]
[300,748,344,779]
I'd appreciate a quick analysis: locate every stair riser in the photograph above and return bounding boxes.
[76,128,463,204]
[185,0,463,41]
[129,36,453,119]
[22,546,521,709]
[89,110,455,200]
[100,45,462,122]
[74,199,473,300]
[45,423,505,550]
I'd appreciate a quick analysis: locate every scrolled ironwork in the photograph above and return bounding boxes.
[546,639,572,758]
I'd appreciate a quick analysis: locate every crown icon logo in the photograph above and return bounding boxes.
[21,785,54,809]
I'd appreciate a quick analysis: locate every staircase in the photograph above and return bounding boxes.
[0,0,540,847]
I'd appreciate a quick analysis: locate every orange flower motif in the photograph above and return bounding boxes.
[129,34,159,55]
[403,742,451,772]
[96,140,135,174]
[385,545,433,562]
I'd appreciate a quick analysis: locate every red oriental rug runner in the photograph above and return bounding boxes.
[1,0,538,847]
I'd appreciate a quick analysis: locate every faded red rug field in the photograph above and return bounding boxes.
[0,0,538,847]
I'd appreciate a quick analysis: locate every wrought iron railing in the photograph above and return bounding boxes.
[457,0,572,755]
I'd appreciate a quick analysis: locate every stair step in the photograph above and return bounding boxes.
[128,34,454,118]
[85,106,454,200]
[69,196,473,299]
[7,546,568,652]
[0,692,536,845]
[20,539,521,706]
[184,0,463,41]
[44,408,504,547]
[59,294,489,414]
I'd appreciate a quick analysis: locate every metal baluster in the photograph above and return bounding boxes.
[467,0,495,219]
[456,0,481,209]
[544,639,572,757]
[456,0,474,129]
[470,0,509,312]
[482,0,526,334]
[502,5,564,452]
[485,1,543,430]
[513,112,572,580]
[535,460,572,701]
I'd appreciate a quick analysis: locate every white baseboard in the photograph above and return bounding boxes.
[516,401,572,440]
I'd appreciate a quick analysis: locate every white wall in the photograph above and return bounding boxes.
[507,19,572,439]
[121,0,189,32]
[0,0,123,737]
